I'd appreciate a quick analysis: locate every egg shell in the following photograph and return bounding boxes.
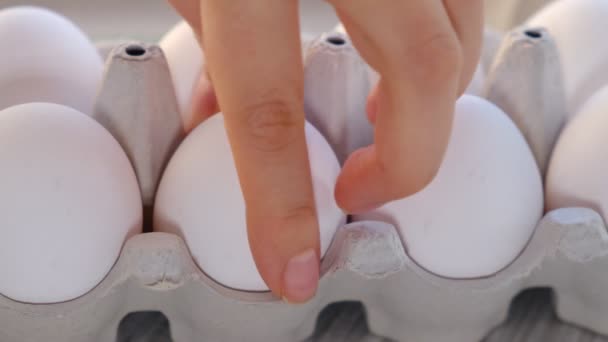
[527,0,608,115]
[354,95,543,279]
[0,103,142,303]
[159,21,204,129]
[154,114,345,291]
[0,6,103,115]
[546,85,608,219]
[304,32,374,164]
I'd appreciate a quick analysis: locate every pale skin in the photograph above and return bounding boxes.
[168,0,483,303]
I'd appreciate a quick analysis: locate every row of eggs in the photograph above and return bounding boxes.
[0,0,605,304]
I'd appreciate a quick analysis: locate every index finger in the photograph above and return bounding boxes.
[199,0,321,302]
[331,0,478,212]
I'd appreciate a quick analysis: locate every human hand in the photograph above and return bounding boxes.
[167,0,483,303]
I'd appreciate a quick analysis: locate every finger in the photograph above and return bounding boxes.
[366,1,483,124]
[200,0,320,303]
[168,0,201,34]
[329,0,463,213]
[443,0,484,94]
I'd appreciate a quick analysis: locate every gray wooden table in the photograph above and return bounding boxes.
[116,289,608,342]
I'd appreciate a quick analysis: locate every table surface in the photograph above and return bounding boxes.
[4,1,603,341]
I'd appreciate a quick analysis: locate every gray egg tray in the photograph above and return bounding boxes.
[2,26,607,342]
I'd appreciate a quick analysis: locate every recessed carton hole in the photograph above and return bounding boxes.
[506,287,555,318]
[143,205,154,233]
[485,287,557,339]
[311,301,389,340]
[116,311,172,342]
[125,44,147,57]
[524,30,542,39]
[326,36,346,46]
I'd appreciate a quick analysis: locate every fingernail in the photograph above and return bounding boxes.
[282,249,319,303]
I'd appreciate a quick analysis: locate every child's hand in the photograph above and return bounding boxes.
[168,0,483,303]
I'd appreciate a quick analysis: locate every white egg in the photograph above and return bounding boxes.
[159,21,204,129]
[0,7,103,115]
[304,32,374,164]
[154,114,345,291]
[354,95,543,279]
[527,0,608,116]
[0,103,142,303]
[546,85,608,219]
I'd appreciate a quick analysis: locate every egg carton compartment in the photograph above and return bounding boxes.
[1,16,607,342]
[4,206,608,342]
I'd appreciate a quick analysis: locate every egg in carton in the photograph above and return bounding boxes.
[3,2,608,342]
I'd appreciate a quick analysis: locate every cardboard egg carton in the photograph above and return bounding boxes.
[1,26,607,342]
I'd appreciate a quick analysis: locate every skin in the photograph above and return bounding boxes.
[168,0,483,303]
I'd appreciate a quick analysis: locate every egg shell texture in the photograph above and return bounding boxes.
[0,6,103,114]
[546,85,608,220]
[354,95,543,279]
[159,20,204,126]
[0,103,142,303]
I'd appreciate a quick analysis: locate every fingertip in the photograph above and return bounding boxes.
[336,144,436,214]
[246,207,321,303]
[281,248,319,303]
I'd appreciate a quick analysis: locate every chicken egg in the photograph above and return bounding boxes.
[0,103,142,303]
[546,84,608,219]
[0,6,103,114]
[354,95,543,278]
[154,114,345,291]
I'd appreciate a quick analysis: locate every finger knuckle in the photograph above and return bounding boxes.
[241,99,303,153]
[401,32,463,82]
[281,204,317,224]
[257,204,318,251]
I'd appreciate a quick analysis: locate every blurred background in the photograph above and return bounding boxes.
[0,0,554,42]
